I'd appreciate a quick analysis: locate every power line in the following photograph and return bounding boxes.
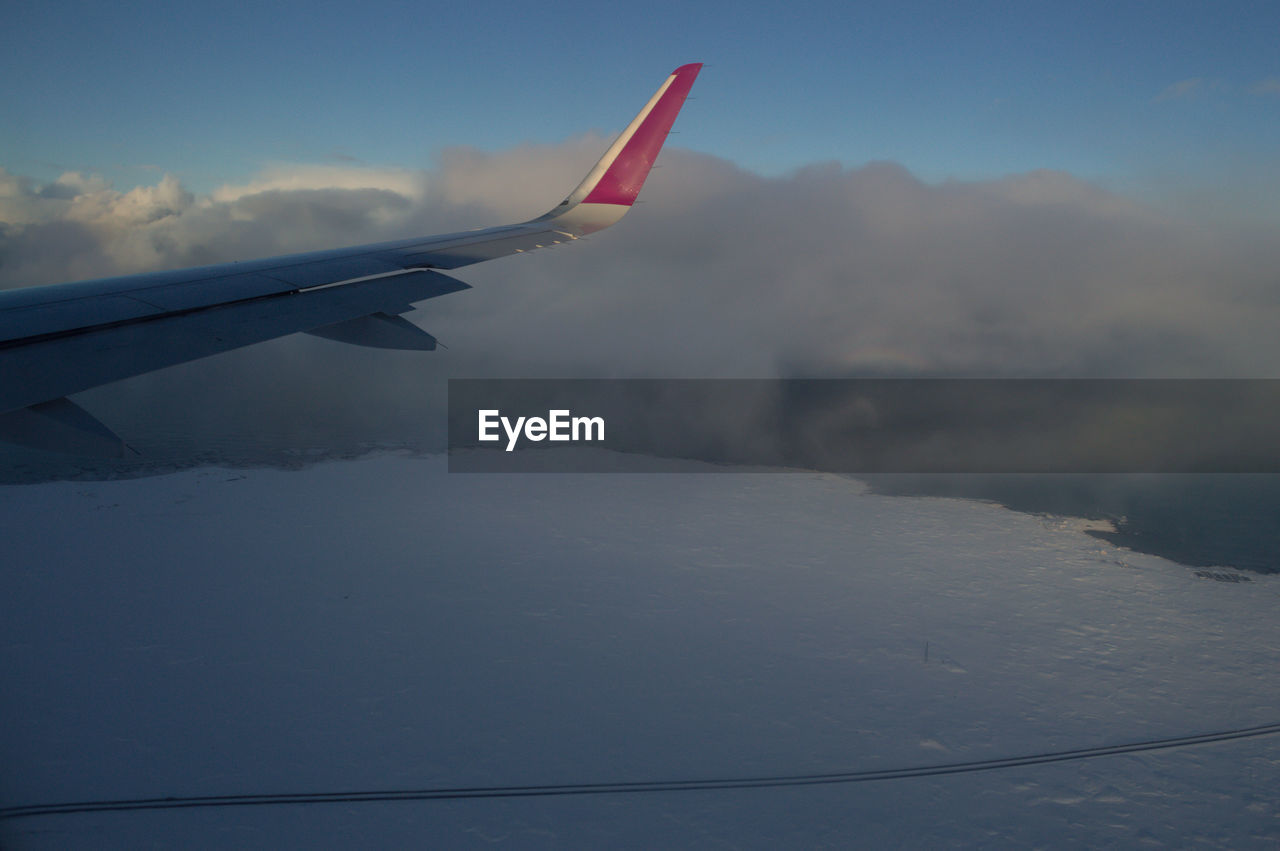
[4,721,1280,821]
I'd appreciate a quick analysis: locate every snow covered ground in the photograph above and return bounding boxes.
[2,453,1278,847]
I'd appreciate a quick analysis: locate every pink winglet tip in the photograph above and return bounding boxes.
[581,63,703,207]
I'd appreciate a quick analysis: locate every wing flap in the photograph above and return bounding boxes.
[0,294,166,343]
[261,255,406,289]
[131,273,300,312]
[0,397,127,457]
[0,270,469,415]
[306,312,439,350]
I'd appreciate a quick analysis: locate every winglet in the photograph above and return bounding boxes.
[541,63,702,232]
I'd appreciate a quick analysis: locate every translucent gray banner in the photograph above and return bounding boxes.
[447,379,1280,473]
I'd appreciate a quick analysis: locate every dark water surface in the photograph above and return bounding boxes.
[863,474,1280,574]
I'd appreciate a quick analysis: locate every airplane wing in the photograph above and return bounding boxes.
[0,63,702,454]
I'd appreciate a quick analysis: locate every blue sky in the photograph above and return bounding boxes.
[4,0,1279,201]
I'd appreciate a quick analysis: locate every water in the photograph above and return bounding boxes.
[863,473,1280,574]
[5,430,1277,574]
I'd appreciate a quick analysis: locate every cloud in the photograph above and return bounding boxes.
[3,143,1280,456]
[210,164,423,204]
[1154,78,1207,102]
[1251,77,1280,96]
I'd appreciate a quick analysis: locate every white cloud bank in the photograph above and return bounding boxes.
[3,140,1279,450]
